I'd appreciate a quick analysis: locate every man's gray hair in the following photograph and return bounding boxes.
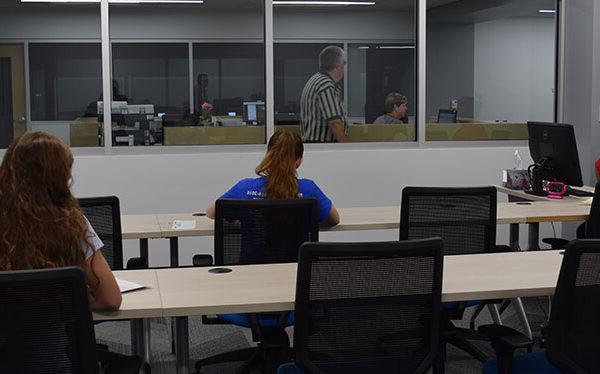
[319,46,345,71]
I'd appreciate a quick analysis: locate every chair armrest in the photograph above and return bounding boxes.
[193,254,214,267]
[479,324,535,374]
[542,238,570,250]
[126,257,148,270]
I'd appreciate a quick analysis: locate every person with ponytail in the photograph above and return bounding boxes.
[206,129,339,226]
[0,132,121,310]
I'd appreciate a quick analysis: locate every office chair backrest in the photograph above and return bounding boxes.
[546,239,600,372]
[437,109,457,124]
[214,198,319,266]
[294,239,443,374]
[0,267,98,374]
[584,183,600,239]
[400,186,497,255]
[78,196,124,270]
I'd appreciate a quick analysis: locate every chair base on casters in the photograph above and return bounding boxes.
[444,318,490,362]
[194,326,291,374]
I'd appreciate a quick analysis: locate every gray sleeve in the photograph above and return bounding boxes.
[373,115,386,124]
[83,217,104,261]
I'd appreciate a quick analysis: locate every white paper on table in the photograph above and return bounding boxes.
[171,220,196,230]
[117,278,146,293]
[580,197,594,206]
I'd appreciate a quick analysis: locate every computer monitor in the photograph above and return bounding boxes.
[437,109,457,124]
[243,101,265,125]
[527,121,584,194]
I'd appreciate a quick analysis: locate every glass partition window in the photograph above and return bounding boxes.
[193,43,265,116]
[274,2,416,143]
[30,44,102,122]
[426,0,557,141]
[108,1,265,147]
[0,3,103,148]
[112,43,189,114]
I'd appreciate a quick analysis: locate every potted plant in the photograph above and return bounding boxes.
[201,102,214,125]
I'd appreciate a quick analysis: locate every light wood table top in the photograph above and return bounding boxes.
[153,250,564,317]
[121,214,161,240]
[156,213,214,237]
[496,185,594,202]
[123,202,590,240]
[497,201,590,224]
[93,269,162,321]
[156,264,296,317]
[442,250,563,301]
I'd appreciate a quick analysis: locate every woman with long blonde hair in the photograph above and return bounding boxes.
[207,130,339,225]
[0,132,121,310]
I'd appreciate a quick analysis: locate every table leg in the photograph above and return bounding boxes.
[130,319,151,366]
[169,237,179,267]
[509,223,521,251]
[175,316,190,374]
[140,238,149,263]
[527,223,540,251]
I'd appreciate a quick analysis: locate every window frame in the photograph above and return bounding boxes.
[0,0,560,153]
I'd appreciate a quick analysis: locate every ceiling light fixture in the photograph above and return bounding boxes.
[358,45,414,49]
[21,0,204,3]
[538,9,556,13]
[273,1,375,6]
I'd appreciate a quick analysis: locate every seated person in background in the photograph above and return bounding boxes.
[0,132,121,311]
[596,159,600,182]
[206,129,340,226]
[373,93,408,124]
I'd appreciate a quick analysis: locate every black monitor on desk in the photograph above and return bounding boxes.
[437,109,457,123]
[527,121,585,195]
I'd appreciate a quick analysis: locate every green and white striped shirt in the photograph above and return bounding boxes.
[300,71,347,143]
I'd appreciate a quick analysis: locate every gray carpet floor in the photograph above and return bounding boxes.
[95,297,550,374]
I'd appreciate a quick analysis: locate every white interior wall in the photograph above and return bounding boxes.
[61,145,559,267]
[474,17,555,122]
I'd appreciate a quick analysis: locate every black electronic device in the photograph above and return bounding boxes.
[437,109,458,124]
[526,122,585,196]
[566,186,594,197]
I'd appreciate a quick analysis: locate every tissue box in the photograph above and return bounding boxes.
[503,169,531,190]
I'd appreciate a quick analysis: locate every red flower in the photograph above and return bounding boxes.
[201,102,213,110]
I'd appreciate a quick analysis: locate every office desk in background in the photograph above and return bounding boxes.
[120,201,591,266]
[496,184,594,250]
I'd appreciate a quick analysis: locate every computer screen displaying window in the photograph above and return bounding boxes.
[243,101,265,124]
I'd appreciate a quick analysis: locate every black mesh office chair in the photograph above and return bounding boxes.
[195,198,319,374]
[543,182,600,249]
[480,239,600,373]
[278,238,444,374]
[400,186,509,365]
[79,196,146,269]
[0,267,142,374]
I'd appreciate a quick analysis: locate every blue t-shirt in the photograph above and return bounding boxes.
[220,177,333,223]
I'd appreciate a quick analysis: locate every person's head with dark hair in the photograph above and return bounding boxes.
[383,93,408,120]
[319,45,346,82]
[255,130,304,199]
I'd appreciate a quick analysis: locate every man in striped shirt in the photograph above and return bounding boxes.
[300,46,347,143]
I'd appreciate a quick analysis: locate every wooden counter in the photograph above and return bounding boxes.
[163,125,265,145]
